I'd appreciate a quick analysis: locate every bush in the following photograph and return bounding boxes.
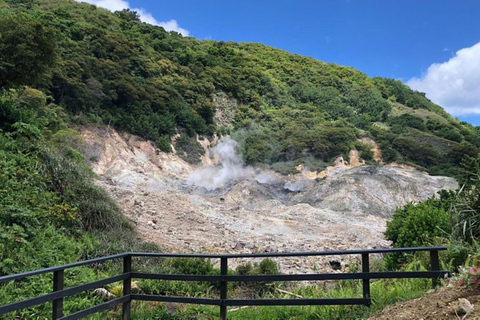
[385,198,452,269]
[360,148,374,161]
[156,135,172,152]
[270,161,299,175]
[42,149,131,232]
[354,141,374,162]
[447,240,470,269]
[137,257,219,298]
[258,259,279,275]
[235,259,279,296]
[388,114,426,132]
[170,257,215,275]
[451,157,480,243]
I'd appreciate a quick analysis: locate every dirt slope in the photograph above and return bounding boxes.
[370,287,480,320]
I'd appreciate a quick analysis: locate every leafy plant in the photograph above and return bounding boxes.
[235,259,280,296]
[385,197,452,269]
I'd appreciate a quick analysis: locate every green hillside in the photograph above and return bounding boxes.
[2,0,479,176]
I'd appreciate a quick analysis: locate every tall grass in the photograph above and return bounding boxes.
[124,277,431,320]
[1,256,434,320]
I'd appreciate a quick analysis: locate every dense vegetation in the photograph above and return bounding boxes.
[0,85,160,317]
[1,0,479,174]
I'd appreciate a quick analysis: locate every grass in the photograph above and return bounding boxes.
[76,277,432,319]
[390,103,450,125]
[0,249,443,320]
[0,256,435,320]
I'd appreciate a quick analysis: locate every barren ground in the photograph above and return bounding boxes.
[82,127,457,273]
[369,286,480,320]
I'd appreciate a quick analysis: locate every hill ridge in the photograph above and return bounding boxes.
[1,0,479,177]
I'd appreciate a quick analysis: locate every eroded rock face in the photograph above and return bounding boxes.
[82,127,194,190]
[296,166,458,218]
[82,127,458,273]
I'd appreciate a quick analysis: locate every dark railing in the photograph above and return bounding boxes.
[0,247,448,320]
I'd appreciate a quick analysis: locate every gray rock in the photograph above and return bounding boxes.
[296,166,458,218]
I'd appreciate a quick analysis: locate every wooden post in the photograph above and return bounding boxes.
[362,253,371,306]
[52,269,64,319]
[430,250,440,288]
[220,257,228,320]
[123,255,132,320]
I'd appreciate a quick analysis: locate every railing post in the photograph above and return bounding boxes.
[52,269,64,319]
[220,257,228,320]
[361,253,371,306]
[122,255,132,320]
[430,250,440,287]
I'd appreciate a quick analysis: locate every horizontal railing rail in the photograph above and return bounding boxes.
[131,270,447,282]
[0,247,449,320]
[0,253,129,284]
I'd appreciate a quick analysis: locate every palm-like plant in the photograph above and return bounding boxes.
[452,157,480,243]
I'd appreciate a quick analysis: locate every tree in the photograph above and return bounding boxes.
[0,13,56,88]
[114,9,141,22]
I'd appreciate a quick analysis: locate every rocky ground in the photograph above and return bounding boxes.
[369,286,480,320]
[82,127,458,273]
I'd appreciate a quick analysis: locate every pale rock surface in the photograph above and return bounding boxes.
[82,127,458,272]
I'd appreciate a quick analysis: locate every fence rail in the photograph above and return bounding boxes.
[0,247,449,320]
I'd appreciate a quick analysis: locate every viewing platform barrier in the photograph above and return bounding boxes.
[0,247,449,320]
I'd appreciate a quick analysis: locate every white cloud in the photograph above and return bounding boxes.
[79,0,129,11]
[75,0,190,36]
[157,20,190,37]
[407,42,480,115]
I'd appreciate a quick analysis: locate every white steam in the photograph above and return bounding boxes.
[187,137,307,192]
[284,179,312,192]
[255,171,282,185]
[187,138,255,191]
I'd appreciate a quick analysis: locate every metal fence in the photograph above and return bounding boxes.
[0,247,448,320]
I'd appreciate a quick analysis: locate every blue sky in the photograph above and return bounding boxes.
[78,1,480,126]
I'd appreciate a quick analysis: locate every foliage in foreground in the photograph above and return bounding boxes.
[0,87,157,318]
[116,264,431,320]
[385,157,480,270]
[1,247,435,320]
[0,257,427,320]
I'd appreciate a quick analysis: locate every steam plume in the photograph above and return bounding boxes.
[187,138,255,190]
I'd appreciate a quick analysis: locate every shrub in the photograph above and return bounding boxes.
[170,258,215,275]
[235,259,279,296]
[451,157,480,243]
[258,258,279,275]
[270,161,299,175]
[388,114,426,132]
[385,198,452,269]
[354,141,374,162]
[42,149,131,232]
[360,148,374,161]
[137,257,218,298]
[156,135,172,152]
